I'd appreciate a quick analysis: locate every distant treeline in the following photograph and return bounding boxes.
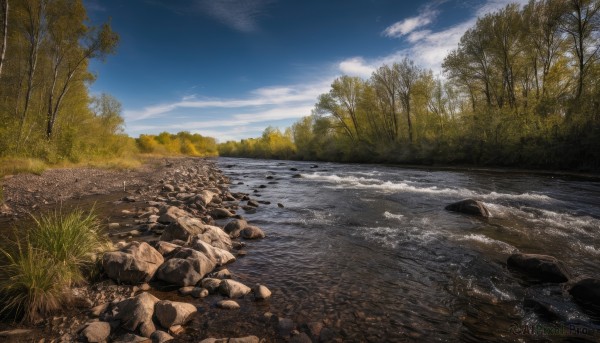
[219,0,600,171]
[137,132,218,157]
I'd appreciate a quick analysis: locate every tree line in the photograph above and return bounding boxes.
[0,0,125,162]
[219,0,600,170]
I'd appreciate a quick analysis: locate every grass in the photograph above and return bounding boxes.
[0,157,47,178]
[0,209,109,323]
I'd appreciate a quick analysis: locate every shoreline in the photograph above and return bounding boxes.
[0,157,285,342]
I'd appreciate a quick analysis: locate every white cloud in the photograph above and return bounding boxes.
[383,8,438,38]
[339,57,375,78]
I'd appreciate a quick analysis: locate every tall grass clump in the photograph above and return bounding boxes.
[29,209,109,285]
[0,209,108,323]
[0,240,69,323]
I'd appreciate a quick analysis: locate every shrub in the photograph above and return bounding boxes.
[29,209,108,285]
[0,209,109,323]
[0,239,68,323]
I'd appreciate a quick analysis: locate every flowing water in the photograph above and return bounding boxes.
[215,157,600,342]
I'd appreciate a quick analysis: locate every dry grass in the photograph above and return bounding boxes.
[0,158,48,178]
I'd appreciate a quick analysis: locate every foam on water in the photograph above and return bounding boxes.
[383,211,404,221]
[459,234,518,254]
[302,173,553,202]
[355,225,440,249]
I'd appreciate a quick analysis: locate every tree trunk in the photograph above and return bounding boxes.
[0,0,8,79]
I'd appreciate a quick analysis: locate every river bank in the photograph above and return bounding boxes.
[0,157,303,342]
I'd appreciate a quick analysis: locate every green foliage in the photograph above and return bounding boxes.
[218,127,296,159]
[219,1,600,171]
[136,131,218,157]
[0,208,108,323]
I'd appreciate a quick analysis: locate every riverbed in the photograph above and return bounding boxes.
[216,157,600,342]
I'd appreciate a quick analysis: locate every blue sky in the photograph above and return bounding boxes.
[85,0,527,142]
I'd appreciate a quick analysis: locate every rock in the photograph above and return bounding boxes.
[247,200,259,207]
[0,329,33,337]
[211,268,232,279]
[162,217,231,250]
[191,287,209,298]
[158,206,189,224]
[209,208,234,219]
[90,303,109,317]
[156,258,203,287]
[150,330,174,343]
[163,184,175,192]
[507,253,570,283]
[102,242,164,284]
[223,219,247,238]
[178,286,195,296]
[445,199,490,217]
[168,325,184,335]
[190,239,236,266]
[154,241,181,256]
[305,321,323,340]
[292,174,302,178]
[108,223,120,230]
[240,226,265,239]
[217,300,240,309]
[219,279,251,298]
[81,321,111,343]
[568,277,600,313]
[277,203,284,208]
[112,292,159,337]
[201,278,223,294]
[253,284,271,300]
[155,300,197,328]
[197,190,216,206]
[290,333,312,343]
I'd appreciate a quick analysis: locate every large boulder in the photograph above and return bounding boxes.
[507,253,570,283]
[80,321,111,343]
[240,226,265,239]
[219,279,251,298]
[445,199,490,217]
[223,219,247,238]
[154,241,181,256]
[155,300,197,328]
[158,206,189,224]
[190,239,236,266]
[201,278,223,294]
[156,258,202,286]
[568,277,600,313]
[156,248,216,286]
[150,330,174,343]
[161,217,232,250]
[112,292,160,338]
[102,242,164,284]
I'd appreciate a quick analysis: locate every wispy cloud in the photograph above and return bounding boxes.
[342,0,529,75]
[195,0,275,33]
[382,6,438,38]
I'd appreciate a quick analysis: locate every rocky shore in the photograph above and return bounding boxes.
[0,158,310,343]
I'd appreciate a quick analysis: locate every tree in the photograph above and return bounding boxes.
[0,0,8,78]
[394,57,421,143]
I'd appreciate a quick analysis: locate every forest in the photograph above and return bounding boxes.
[219,0,600,171]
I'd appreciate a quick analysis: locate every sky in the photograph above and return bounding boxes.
[85,0,528,142]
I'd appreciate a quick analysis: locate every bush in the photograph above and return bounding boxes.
[0,240,68,323]
[0,209,108,323]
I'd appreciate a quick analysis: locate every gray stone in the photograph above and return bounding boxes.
[253,284,271,300]
[216,299,240,309]
[209,208,234,219]
[155,300,197,328]
[81,321,110,343]
[507,253,570,283]
[102,242,164,284]
[201,278,223,294]
[445,199,490,217]
[162,217,232,250]
[197,190,216,206]
[154,241,181,256]
[190,239,236,266]
[112,292,159,338]
[158,206,189,224]
[223,219,247,238]
[568,277,600,313]
[219,279,251,298]
[156,258,202,287]
[240,226,265,239]
[191,287,209,298]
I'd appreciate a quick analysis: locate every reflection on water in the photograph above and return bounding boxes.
[217,158,600,342]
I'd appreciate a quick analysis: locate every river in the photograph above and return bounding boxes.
[215,157,600,342]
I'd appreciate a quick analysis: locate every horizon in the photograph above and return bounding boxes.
[85,0,528,142]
